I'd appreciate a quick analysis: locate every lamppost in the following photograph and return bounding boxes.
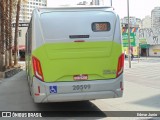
[127,0,131,68]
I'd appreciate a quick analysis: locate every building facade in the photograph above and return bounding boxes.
[121,16,141,28]
[121,17,141,57]
[13,0,47,22]
[91,0,100,5]
[151,7,160,30]
[12,0,47,60]
[141,16,151,29]
[77,1,89,5]
[121,15,160,57]
[136,7,160,57]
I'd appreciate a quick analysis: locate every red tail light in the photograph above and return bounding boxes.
[120,81,124,91]
[32,56,44,81]
[116,53,124,77]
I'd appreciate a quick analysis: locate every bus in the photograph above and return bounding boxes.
[25,6,124,103]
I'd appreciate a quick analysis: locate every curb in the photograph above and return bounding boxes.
[0,67,22,79]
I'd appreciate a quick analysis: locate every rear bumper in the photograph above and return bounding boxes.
[31,74,123,103]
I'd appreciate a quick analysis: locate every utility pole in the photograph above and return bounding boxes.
[127,0,131,68]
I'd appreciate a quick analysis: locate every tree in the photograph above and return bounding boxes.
[14,0,21,65]
[0,0,5,71]
[5,0,9,68]
[0,0,26,70]
[0,0,15,71]
[9,0,13,67]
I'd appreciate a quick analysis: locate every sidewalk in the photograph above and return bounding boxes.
[124,56,160,69]
[0,61,25,79]
[95,81,160,111]
[94,58,160,120]
[125,56,160,61]
[93,80,160,120]
[18,61,25,70]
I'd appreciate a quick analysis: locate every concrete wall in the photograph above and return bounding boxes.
[137,28,160,45]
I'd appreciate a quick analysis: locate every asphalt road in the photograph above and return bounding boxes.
[0,58,160,120]
[0,71,106,119]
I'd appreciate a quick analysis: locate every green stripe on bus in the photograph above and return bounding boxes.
[31,41,122,82]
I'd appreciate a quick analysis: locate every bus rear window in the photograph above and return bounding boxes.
[92,22,110,32]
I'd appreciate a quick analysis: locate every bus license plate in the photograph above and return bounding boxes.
[73,74,88,80]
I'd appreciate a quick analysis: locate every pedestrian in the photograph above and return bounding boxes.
[124,50,127,59]
[131,53,134,61]
[130,47,134,61]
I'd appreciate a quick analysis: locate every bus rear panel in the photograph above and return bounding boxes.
[25,7,124,103]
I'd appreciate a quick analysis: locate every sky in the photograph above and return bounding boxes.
[47,0,160,19]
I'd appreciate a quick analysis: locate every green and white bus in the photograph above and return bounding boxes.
[25,6,124,103]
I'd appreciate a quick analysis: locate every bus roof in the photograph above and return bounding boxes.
[35,6,114,13]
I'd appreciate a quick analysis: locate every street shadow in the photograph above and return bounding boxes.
[130,94,160,109]
[2,70,106,118]
[35,101,107,118]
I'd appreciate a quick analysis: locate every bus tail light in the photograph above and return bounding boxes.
[120,81,123,91]
[34,86,41,96]
[116,53,124,77]
[32,56,44,81]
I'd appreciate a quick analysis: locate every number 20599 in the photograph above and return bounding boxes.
[72,84,91,91]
